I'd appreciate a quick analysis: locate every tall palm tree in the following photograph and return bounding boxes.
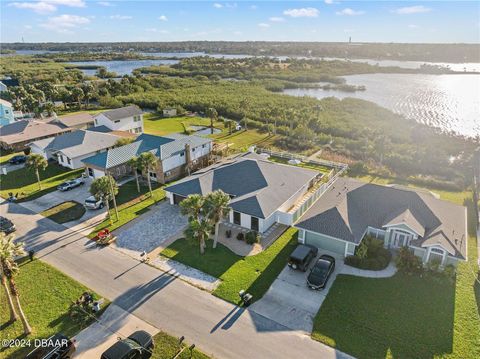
[204,190,231,248]
[179,194,205,222]
[184,218,211,255]
[26,154,48,190]
[0,233,18,323]
[137,152,157,200]
[0,233,32,334]
[205,107,218,135]
[128,156,141,193]
[90,175,119,223]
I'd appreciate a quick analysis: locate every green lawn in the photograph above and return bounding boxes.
[143,113,220,136]
[0,163,83,202]
[0,259,108,359]
[0,151,24,166]
[151,332,211,359]
[161,227,298,304]
[211,129,278,151]
[268,155,333,174]
[40,201,86,224]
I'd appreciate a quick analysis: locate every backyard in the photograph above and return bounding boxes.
[0,258,108,359]
[161,227,298,304]
[143,113,222,136]
[0,163,83,202]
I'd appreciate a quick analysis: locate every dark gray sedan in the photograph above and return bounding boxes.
[307,255,335,290]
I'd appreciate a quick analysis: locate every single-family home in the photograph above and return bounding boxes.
[0,99,15,126]
[165,153,323,234]
[55,113,94,130]
[163,107,177,117]
[0,119,72,151]
[30,129,126,169]
[82,133,212,182]
[94,105,143,134]
[295,177,467,267]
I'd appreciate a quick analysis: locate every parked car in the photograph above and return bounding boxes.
[101,330,154,359]
[288,244,318,271]
[25,333,76,359]
[0,216,16,234]
[84,195,104,210]
[307,255,336,290]
[8,155,27,165]
[57,178,84,191]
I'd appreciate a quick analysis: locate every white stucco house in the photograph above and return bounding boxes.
[164,153,324,234]
[94,105,144,134]
[295,177,468,267]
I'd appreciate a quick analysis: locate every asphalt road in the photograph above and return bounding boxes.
[1,201,353,359]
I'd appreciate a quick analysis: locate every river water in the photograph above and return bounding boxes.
[284,73,480,137]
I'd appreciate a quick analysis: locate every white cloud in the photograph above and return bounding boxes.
[250,5,257,10]
[146,28,169,34]
[269,17,285,22]
[258,23,270,28]
[283,7,319,18]
[109,15,132,20]
[408,24,420,29]
[9,2,56,14]
[393,5,431,15]
[324,0,337,4]
[158,15,168,21]
[213,3,223,8]
[98,1,114,6]
[40,14,90,33]
[336,8,365,16]
[46,0,85,7]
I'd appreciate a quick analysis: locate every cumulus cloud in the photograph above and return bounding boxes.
[283,7,319,18]
[40,14,90,33]
[269,17,285,22]
[47,0,85,7]
[393,5,431,15]
[158,15,168,21]
[336,8,365,16]
[9,0,85,14]
[109,15,132,20]
[258,23,270,28]
[213,3,223,8]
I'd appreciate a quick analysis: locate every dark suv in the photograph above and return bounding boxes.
[288,244,318,271]
[25,333,76,359]
[101,330,154,359]
[8,155,27,165]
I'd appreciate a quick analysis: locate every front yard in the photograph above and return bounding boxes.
[161,227,298,304]
[40,201,86,224]
[0,163,83,202]
[152,332,211,359]
[0,259,108,359]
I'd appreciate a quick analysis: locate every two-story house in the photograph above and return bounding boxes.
[0,99,15,126]
[94,105,144,134]
[82,133,212,183]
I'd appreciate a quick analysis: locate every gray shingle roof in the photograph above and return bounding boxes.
[0,120,70,145]
[165,153,320,219]
[82,133,211,169]
[31,130,121,158]
[97,105,143,121]
[295,177,467,260]
[57,113,94,127]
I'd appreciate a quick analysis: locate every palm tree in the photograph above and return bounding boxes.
[0,233,19,323]
[26,154,48,190]
[90,175,119,223]
[179,194,205,221]
[128,157,141,193]
[0,233,32,334]
[137,152,157,200]
[239,98,250,131]
[71,87,84,109]
[184,218,211,255]
[204,190,231,248]
[205,107,218,135]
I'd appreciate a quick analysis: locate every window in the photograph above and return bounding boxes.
[87,168,94,177]
[430,247,444,254]
[251,216,259,232]
[149,171,157,178]
[94,119,98,125]
[165,171,171,177]
[114,120,120,123]
[58,154,64,163]
[134,127,142,134]
[5,109,9,114]
[233,211,241,225]
[133,115,141,122]
[67,157,71,165]
[202,144,206,148]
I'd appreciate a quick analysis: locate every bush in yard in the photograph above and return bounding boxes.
[395,246,423,274]
[236,232,244,241]
[443,264,456,281]
[245,231,260,245]
[344,236,392,270]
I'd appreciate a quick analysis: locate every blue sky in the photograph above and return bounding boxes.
[1,1,479,43]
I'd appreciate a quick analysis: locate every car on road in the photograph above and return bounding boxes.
[307,254,336,290]
[0,216,16,234]
[8,155,27,164]
[84,195,104,210]
[101,330,154,359]
[57,178,84,191]
[25,333,76,359]
[288,244,318,271]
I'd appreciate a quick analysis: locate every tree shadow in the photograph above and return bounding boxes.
[210,306,245,333]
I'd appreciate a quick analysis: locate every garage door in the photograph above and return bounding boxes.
[173,194,186,205]
[305,231,346,255]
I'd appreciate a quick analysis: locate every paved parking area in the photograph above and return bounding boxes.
[250,250,343,333]
[114,201,188,253]
[1,162,24,174]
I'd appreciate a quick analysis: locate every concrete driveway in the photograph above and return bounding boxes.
[250,250,344,334]
[1,162,24,174]
[73,304,159,358]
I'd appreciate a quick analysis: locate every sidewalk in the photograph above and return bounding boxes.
[340,261,397,278]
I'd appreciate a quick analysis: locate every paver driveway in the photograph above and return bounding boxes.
[250,250,343,333]
[114,200,187,253]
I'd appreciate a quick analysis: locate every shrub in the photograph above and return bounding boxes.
[344,236,392,270]
[245,231,260,245]
[443,264,456,281]
[395,247,423,274]
[236,232,244,241]
[348,162,368,177]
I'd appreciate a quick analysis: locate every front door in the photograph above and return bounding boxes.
[390,230,411,248]
[251,216,259,232]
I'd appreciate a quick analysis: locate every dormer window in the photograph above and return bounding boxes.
[180,151,184,157]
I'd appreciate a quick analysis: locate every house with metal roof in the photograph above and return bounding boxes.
[295,177,468,267]
[94,105,144,135]
[165,153,323,234]
[30,129,126,169]
[82,133,212,183]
